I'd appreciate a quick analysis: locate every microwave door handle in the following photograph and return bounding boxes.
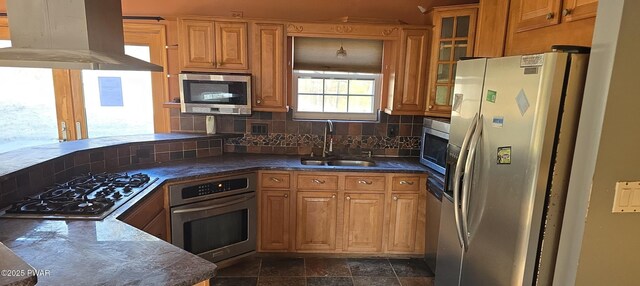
[453,113,478,248]
[172,194,255,214]
[461,114,483,251]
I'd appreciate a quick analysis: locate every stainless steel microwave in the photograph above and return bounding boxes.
[179,73,252,115]
[420,118,450,175]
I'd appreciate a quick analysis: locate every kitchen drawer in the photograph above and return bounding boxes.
[297,174,339,190]
[261,172,290,189]
[345,175,386,192]
[120,188,164,229]
[391,176,421,192]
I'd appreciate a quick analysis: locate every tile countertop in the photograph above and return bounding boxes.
[0,153,429,286]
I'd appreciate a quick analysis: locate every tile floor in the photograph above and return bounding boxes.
[212,256,434,286]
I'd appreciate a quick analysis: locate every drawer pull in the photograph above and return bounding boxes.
[393,196,398,201]
[399,180,415,185]
[270,177,282,182]
[312,179,326,184]
[284,194,288,198]
[346,196,351,200]
[332,194,337,199]
[357,180,372,185]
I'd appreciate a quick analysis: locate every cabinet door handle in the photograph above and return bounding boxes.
[346,196,351,200]
[546,12,554,20]
[399,180,414,185]
[393,196,399,201]
[312,179,326,184]
[562,8,571,16]
[270,177,282,182]
[357,180,372,185]
[283,194,288,198]
[257,99,262,104]
[332,194,336,199]
[428,105,434,110]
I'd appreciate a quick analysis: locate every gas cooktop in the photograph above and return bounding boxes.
[2,172,158,220]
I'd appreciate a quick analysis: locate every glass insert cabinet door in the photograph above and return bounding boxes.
[427,5,478,117]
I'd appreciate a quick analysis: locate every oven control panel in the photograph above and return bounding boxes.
[182,178,248,199]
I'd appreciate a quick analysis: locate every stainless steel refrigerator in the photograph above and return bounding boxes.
[435,50,589,286]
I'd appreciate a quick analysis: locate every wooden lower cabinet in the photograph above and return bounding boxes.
[120,188,169,242]
[259,190,290,251]
[343,193,385,252]
[387,193,420,252]
[295,191,338,251]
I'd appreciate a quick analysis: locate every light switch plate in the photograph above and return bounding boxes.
[612,181,640,213]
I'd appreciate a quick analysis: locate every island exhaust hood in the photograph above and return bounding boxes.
[0,0,163,71]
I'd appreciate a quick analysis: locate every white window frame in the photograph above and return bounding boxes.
[292,70,381,121]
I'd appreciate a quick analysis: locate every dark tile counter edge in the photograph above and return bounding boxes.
[0,133,240,178]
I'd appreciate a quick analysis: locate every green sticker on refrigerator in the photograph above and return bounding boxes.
[486,90,497,103]
[497,146,511,164]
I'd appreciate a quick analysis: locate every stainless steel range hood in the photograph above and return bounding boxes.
[0,0,163,71]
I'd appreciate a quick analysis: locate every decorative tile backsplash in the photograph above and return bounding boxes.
[170,109,423,156]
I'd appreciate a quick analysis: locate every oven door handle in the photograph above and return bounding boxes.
[172,194,255,214]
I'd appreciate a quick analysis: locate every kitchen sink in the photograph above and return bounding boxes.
[300,157,376,167]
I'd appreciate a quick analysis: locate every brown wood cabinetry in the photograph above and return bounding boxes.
[425,5,478,117]
[388,193,420,252]
[260,190,290,251]
[252,23,287,112]
[343,193,385,252]
[505,0,596,55]
[295,191,339,251]
[258,171,291,251]
[385,28,431,115]
[178,18,248,72]
[119,188,169,241]
[257,171,427,255]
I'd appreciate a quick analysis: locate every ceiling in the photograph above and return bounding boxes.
[0,0,478,25]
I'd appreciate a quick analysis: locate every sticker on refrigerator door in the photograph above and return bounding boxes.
[492,116,504,128]
[452,93,464,113]
[486,90,497,103]
[516,89,530,116]
[520,54,544,67]
[497,146,512,164]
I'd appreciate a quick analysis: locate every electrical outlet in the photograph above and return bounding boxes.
[388,126,398,137]
[251,123,268,135]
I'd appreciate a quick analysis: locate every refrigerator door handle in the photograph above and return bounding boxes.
[453,113,479,249]
[461,114,483,251]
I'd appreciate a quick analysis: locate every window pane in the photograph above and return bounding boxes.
[0,40,59,153]
[435,86,449,105]
[81,45,154,138]
[437,64,450,83]
[324,79,348,94]
[439,41,452,61]
[298,78,324,94]
[348,80,375,95]
[454,40,468,61]
[441,17,454,38]
[348,96,373,113]
[455,16,470,38]
[298,94,323,112]
[324,95,348,112]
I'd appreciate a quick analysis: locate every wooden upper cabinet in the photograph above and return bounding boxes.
[387,28,430,115]
[343,193,385,252]
[252,23,287,112]
[295,191,338,251]
[215,21,249,70]
[561,0,598,22]
[178,19,215,69]
[178,18,249,72]
[515,0,562,32]
[426,5,478,118]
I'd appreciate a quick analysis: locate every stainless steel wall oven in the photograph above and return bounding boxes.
[170,173,257,263]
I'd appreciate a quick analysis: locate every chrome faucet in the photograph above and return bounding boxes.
[322,120,334,157]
